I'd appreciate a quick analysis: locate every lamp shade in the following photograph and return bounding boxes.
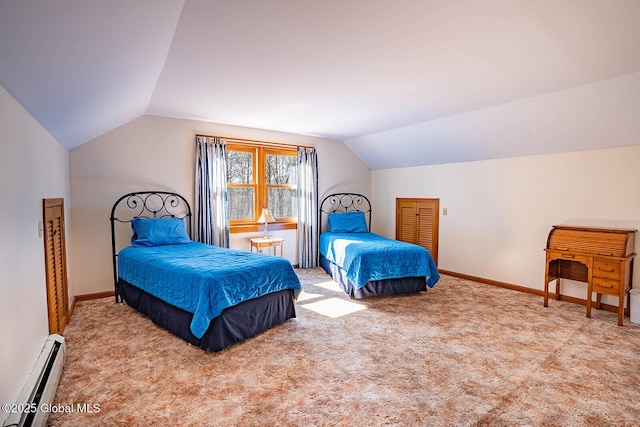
[257,208,275,224]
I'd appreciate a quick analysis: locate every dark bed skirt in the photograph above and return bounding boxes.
[319,254,427,299]
[117,279,296,352]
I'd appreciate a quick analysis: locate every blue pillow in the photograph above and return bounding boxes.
[131,217,191,246]
[328,211,368,233]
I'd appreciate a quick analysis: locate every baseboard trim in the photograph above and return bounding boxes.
[75,290,116,301]
[438,269,621,314]
[69,291,116,319]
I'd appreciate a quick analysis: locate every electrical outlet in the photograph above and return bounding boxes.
[443,208,448,216]
[38,220,43,237]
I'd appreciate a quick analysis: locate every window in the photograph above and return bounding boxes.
[227,141,297,233]
[227,147,255,221]
[266,151,298,218]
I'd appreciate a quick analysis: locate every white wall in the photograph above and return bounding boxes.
[0,86,71,421]
[372,145,640,303]
[69,114,370,295]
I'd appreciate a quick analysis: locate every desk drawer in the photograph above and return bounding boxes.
[546,250,590,264]
[261,241,281,248]
[592,276,620,294]
[593,260,620,279]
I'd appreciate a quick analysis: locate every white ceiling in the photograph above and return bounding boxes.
[1,0,640,169]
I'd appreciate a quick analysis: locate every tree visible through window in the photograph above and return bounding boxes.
[226,142,297,232]
[227,149,255,220]
[266,153,297,219]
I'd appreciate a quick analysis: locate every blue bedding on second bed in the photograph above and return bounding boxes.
[320,232,439,289]
[117,242,301,338]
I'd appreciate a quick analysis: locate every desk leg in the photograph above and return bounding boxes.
[586,282,592,320]
[625,289,631,317]
[555,278,560,300]
[544,259,550,307]
[544,281,549,307]
[626,259,634,317]
[618,282,624,325]
[618,298,624,326]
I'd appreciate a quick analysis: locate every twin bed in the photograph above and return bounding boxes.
[319,193,439,298]
[110,191,300,352]
[110,191,438,352]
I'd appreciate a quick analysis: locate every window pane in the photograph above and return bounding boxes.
[228,187,254,220]
[266,154,297,185]
[268,188,297,218]
[227,151,253,184]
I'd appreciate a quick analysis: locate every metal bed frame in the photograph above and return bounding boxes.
[319,192,372,232]
[110,191,192,303]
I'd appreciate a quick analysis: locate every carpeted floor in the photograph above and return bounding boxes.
[49,268,640,426]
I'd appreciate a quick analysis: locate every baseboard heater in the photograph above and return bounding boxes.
[3,334,66,427]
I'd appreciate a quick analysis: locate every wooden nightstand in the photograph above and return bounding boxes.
[250,237,284,257]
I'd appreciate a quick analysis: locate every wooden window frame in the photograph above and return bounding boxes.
[227,141,298,234]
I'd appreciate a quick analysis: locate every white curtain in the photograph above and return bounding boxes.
[297,147,318,268]
[194,136,230,247]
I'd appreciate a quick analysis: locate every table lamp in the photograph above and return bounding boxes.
[257,208,275,239]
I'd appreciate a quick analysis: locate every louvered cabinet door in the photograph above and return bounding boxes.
[43,198,68,335]
[397,200,417,244]
[396,198,439,265]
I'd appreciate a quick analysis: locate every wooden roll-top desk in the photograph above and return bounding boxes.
[544,225,636,326]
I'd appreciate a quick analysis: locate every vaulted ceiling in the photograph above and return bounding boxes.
[1,0,640,169]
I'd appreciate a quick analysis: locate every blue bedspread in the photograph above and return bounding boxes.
[117,242,301,338]
[319,232,439,289]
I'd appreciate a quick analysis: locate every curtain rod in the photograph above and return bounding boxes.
[196,134,314,149]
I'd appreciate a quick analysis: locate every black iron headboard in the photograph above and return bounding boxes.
[319,193,372,232]
[110,191,192,303]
